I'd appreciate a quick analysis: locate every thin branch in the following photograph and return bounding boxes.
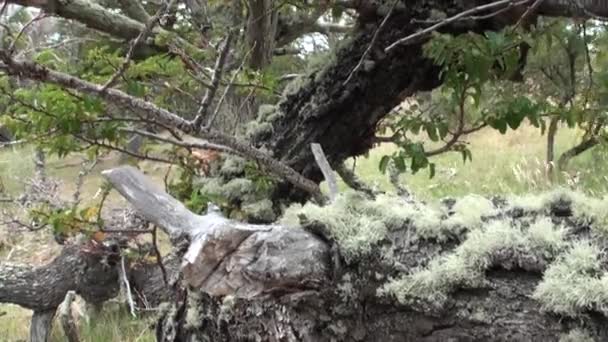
[192,33,234,129]
[121,256,137,317]
[513,0,544,30]
[385,0,532,53]
[120,128,234,154]
[152,225,169,286]
[343,0,398,86]
[103,0,176,90]
[7,12,48,55]
[0,51,324,202]
[311,143,338,202]
[207,46,253,127]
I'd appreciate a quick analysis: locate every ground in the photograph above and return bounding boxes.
[0,123,606,341]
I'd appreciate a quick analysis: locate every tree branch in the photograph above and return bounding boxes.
[117,0,151,22]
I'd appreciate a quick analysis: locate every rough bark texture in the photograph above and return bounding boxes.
[155,200,608,341]
[0,243,120,311]
[103,166,608,341]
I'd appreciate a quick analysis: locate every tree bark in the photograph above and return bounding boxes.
[546,117,559,181]
[102,166,608,342]
[557,136,599,171]
[246,0,278,70]
[0,244,120,311]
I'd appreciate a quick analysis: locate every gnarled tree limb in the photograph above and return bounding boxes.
[103,166,330,298]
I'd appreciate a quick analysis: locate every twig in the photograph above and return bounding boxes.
[120,128,234,153]
[72,158,99,209]
[207,46,253,128]
[0,140,25,148]
[512,0,544,30]
[103,0,176,90]
[120,256,137,317]
[152,225,169,286]
[192,33,234,129]
[335,162,376,198]
[7,12,48,55]
[343,0,398,85]
[385,0,532,53]
[311,143,338,202]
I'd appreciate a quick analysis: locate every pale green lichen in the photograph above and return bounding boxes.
[282,75,309,97]
[508,189,608,226]
[527,217,567,255]
[242,199,275,222]
[533,241,608,316]
[220,178,255,202]
[184,290,203,330]
[245,121,273,140]
[380,217,567,307]
[219,156,246,177]
[280,192,403,260]
[559,329,596,342]
[219,295,236,317]
[442,194,497,229]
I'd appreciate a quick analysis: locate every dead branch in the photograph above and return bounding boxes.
[311,143,338,202]
[59,291,80,342]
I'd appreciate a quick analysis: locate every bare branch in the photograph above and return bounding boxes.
[103,0,177,90]
[311,143,338,202]
[117,0,151,22]
[0,48,324,201]
[343,0,398,86]
[385,0,532,53]
[59,291,80,342]
[192,33,234,129]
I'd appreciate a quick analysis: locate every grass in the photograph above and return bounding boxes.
[0,303,155,342]
[1,123,607,341]
[344,124,608,199]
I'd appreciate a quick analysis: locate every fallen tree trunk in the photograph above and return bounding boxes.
[0,243,120,341]
[104,166,608,341]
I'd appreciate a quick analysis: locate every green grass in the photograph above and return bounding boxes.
[342,124,608,199]
[0,304,155,342]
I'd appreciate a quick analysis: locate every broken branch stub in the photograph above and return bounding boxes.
[102,166,330,298]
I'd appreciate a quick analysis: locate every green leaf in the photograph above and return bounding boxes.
[425,123,439,142]
[429,163,436,179]
[379,155,391,174]
[394,156,407,172]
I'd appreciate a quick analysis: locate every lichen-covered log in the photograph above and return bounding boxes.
[104,166,608,341]
[0,243,120,311]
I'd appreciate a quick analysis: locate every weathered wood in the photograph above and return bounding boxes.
[59,291,80,342]
[30,310,55,342]
[311,143,339,202]
[103,166,330,298]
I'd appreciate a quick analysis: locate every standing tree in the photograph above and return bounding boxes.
[3,0,608,341]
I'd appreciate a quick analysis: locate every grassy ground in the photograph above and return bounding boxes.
[0,123,606,341]
[346,124,608,199]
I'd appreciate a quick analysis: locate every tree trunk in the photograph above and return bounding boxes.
[546,117,559,181]
[103,166,608,342]
[246,0,277,70]
[0,244,120,341]
[0,244,120,311]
